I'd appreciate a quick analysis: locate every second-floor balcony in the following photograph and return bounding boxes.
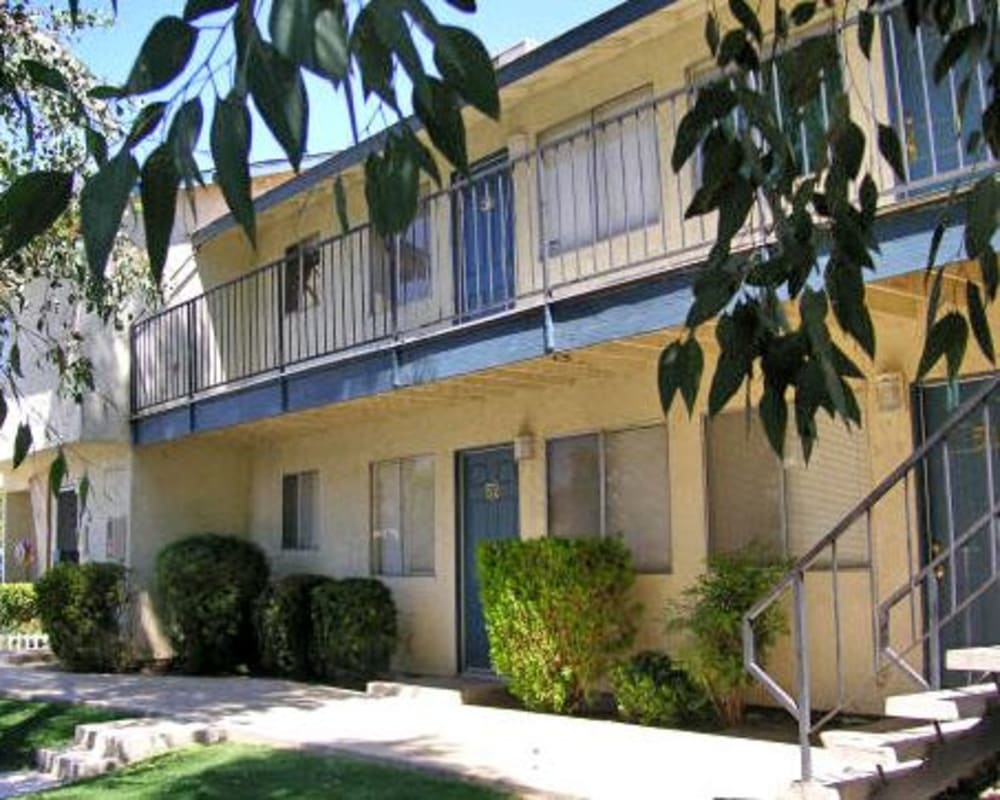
[131,8,997,418]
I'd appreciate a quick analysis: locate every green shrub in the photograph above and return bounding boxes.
[610,650,712,728]
[311,578,397,683]
[255,574,334,678]
[668,552,787,726]
[0,583,39,633]
[478,537,638,714]
[35,563,130,672]
[156,534,270,674]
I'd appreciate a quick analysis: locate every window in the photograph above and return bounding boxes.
[539,87,662,256]
[371,455,435,576]
[105,516,128,563]
[705,410,870,565]
[283,236,320,314]
[881,4,986,184]
[547,425,670,573]
[56,489,79,564]
[371,198,433,308]
[282,471,319,551]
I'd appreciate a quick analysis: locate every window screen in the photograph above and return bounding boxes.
[372,455,435,576]
[547,434,601,539]
[548,426,671,572]
[282,471,319,550]
[706,410,871,565]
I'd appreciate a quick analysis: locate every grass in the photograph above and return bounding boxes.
[0,699,128,770]
[31,743,513,799]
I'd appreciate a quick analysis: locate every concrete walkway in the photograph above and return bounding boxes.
[0,664,864,799]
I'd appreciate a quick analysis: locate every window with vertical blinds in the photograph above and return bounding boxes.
[706,410,871,565]
[547,425,671,573]
[371,455,435,576]
[282,470,319,551]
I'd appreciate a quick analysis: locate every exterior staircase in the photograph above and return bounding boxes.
[820,647,1000,798]
[743,374,1000,797]
[34,718,225,782]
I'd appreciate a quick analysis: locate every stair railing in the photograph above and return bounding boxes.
[743,374,1000,782]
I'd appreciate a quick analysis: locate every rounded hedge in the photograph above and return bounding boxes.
[255,574,335,678]
[478,537,638,714]
[0,583,39,633]
[610,650,712,728]
[156,534,269,674]
[35,562,130,672]
[311,578,397,684]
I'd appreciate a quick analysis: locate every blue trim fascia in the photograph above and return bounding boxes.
[191,0,674,247]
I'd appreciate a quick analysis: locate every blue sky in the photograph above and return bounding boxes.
[66,1,624,166]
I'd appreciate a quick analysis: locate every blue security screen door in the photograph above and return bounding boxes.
[459,445,519,672]
[918,377,1000,686]
[455,152,515,319]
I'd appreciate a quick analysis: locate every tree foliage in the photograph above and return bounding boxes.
[660,0,1000,458]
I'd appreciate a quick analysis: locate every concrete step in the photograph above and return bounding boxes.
[820,718,981,768]
[946,646,1000,673]
[71,719,224,762]
[883,682,999,721]
[36,746,118,781]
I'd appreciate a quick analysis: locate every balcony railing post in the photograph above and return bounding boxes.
[392,233,401,337]
[128,322,138,415]
[792,570,813,783]
[186,301,196,399]
[277,264,286,370]
[534,147,550,298]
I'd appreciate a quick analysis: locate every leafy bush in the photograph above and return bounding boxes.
[35,563,130,672]
[156,534,270,674]
[0,583,39,633]
[255,574,335,678]
[610,650,712,728]
[311,578,397,683]
[668,553,787,726]
[478,537,638,714]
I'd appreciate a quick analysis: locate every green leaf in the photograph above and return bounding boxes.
[0,171,73,260]
[125,102,167,148]
[791,2,816,26]
[89,85,123,100]
[964,175,999,258]
[184,0,237,21]
[826,259,875,356]
[917,311,968,380]
[412,77,467,173]
[759,383,787,457]
[0,393,6,432]
[69,0,80,25]
[85,128,108,167]
[13,423,32,470]
[352,3,397,106]
[672,82,737,172]
[966,281,995,363]
[705,12,720,55]
[22,59,70,94]
[832,119,865,180]
[858,9,874,58]
[434,26,499,120]
[659,338,704,416]
[211,94,255,245]
[169,98,205,200]
[364,135,420,236]
[729,0,763,42]
[8,343,21,379]
[860,173,877,223]
[141,145,180,284]
[48,449,67,497]
[708,354,747,416]
[443,0,475,10]
[79,473,91,514]
[926,219,948,272]
[334,176,350,234]
[248,38,309,170]
[878,124,907,182]
[125,16,198,95]
[270,0,349,80]
[80,151,139,277]
[926,267,944,332]
[687,262,742,327]
[980,246,998,301]
[934,23,983,85]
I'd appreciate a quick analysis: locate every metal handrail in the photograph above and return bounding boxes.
[743,375,1000,782]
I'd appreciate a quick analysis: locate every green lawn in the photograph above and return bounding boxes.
[0,699,128,770]
[31,743,512,799]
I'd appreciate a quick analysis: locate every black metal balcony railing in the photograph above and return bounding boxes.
[131,9,996,415]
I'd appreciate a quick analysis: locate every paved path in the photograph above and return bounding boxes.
[0,771,60,799]
[0,664,863,799]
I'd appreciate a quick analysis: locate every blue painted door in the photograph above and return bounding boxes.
[918,378,1000,686]
[459,445,519,671]
[456,153,515,319]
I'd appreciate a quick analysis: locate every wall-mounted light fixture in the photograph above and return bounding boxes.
[875,372,905,413]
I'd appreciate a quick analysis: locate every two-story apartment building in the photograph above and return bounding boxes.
[18,0,999,715]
